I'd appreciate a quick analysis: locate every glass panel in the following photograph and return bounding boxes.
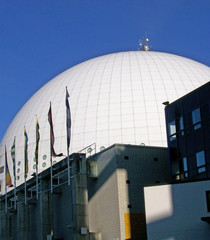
[194,123,201,130]
[192,108,201,130]
[196,151,206,167]
[180,116,184,131]
[179,116,184,135]
[169,120,176,135]
[198,167,206,173]
[183,157,188,171]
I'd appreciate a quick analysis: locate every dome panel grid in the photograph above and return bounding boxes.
[0,51,209,190]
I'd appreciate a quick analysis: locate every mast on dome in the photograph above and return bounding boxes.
[138,36,151,51]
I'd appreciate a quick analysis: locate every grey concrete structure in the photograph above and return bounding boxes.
[0,144,169,240]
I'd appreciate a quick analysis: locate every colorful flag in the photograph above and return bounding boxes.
[48,103,57,157]
[11,137,16,180]
[35,117,40,164]
[66,87,71,150]
[5,146,12,186]
[48,103,63,158]
[24,128,28,175]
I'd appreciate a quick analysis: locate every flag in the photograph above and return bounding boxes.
[35,117,40,164]
[5,146,12,186]
[24,127,28,175]
[11,137,16,180]
[48,103,57,157]
[66,87,71,150]
[48,103,63,157]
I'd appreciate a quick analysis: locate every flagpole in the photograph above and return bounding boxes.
[5,168,7,213]
[35,116,39,199]
[24,127,28,205]
[24,174,27,205]
[4,145,11,213]
[66,87,71,186]
[36,164,38,199]
[67,149,70,186]
[49,102,53,194]
[5,146,7,213]
[50,141,53,193]
[5,186,7,213]
[14,174,16,209]
[12,137,17,210]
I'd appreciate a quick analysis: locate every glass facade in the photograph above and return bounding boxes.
[165,82,210,182]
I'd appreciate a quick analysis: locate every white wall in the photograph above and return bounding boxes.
[144,180,210,240]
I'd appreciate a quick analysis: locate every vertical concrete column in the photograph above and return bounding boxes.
[17,191,29,240]
[72,155,89,240]
[0,201,10,240]
[40,178,54,240]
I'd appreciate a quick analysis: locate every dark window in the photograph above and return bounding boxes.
[192,108,201,130]
[206,191,210,212]
[124,156,129,160]
[126,180,130,184]
[127,204,132,208]
[154,157,158,161]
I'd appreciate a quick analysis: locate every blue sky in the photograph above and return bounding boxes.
[0,0,209,141]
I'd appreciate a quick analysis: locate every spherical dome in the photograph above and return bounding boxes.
[0,51,209,186]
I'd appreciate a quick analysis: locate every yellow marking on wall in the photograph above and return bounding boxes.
[124,213,131,239]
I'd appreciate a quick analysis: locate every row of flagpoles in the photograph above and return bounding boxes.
[3,87,71,210]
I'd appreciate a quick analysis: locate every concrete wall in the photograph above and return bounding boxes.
[88,146,121,240]
[144,180,210,240]
[88,144,169,240]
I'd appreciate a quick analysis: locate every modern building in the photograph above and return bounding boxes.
[165,82,210,182]
[0,144,169,240]
[143,82,210,240]
[0,50,209,191]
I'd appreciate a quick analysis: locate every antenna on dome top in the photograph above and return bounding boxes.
[138,35,151,51]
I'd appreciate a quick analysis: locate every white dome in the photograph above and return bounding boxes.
[0,51,209,187]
